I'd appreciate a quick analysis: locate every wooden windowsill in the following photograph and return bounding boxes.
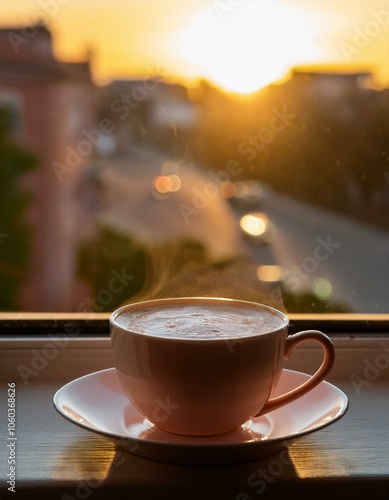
[1,333,389,499]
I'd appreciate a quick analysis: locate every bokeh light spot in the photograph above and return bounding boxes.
[313,278,333,301]
[257,265,284,282]
[240,213,268,236]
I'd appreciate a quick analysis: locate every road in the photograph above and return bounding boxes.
[96,146,245,260]
[247,190,389,313]
[94,146,389,313]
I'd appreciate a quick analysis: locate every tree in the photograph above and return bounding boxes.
[77,226,147,311]
[0,106,37,310]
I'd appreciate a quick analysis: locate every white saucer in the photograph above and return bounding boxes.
[53,368,348,465]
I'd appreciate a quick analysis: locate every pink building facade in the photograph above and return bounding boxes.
[0,24,96,310]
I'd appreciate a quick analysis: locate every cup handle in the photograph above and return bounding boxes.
[255,330,335,416]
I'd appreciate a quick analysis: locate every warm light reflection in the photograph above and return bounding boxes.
[154,175,172,194]
[180,1,320,94]
[257,265,284,282]
[152,175,181,198]
[52,438,115,481]
[240,213,268,236]
[220,181,237,199]
[288,444,349,478]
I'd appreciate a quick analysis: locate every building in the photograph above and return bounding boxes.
[98,79,197,156]
[289,68,372,98]
[0,24,96,310]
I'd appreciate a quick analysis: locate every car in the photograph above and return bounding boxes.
[239,211,276,244]
[222,180,270,207]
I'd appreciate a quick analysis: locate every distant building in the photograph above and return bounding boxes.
[98,79,197,156]
[289,68,372,98]
[0,24,96,310]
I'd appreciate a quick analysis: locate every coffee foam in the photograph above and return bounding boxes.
[115,304,284,339]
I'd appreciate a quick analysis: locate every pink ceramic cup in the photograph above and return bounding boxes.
[110,297,335,436]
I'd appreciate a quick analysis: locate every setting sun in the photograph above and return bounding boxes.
[1,0,388,90]
[179,1,325,94]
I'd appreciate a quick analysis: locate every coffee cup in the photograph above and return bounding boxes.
[110,297,335,436]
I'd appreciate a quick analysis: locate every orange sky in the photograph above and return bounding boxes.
[1,0,389,93]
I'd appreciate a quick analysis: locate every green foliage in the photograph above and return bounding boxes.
[77,227,283,310]
[0,106,37,310]
[77,225,147,311]
[77,226,225,311]
[282,290,350,313]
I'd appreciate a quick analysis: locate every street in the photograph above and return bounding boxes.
[95,146,389,313]
[96,146,244,261]
[247,189,389,313]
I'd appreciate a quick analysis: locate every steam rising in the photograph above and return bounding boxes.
[125,245,285,312]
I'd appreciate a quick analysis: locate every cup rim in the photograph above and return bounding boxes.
[109,297,289,341]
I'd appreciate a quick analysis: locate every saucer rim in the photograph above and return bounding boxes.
[53,368,349,450]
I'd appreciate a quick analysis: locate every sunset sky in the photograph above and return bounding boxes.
[1,0,389,93]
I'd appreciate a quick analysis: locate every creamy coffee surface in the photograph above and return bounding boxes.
[115,304,285,339]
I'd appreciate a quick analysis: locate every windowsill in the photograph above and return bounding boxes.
[1,320,389,499]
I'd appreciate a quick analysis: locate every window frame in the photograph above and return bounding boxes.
[2,313,389,383]
[1,312,389,336]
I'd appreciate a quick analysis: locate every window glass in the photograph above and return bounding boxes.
[0,0,388,314]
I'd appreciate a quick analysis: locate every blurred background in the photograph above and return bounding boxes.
[0,0,388,313]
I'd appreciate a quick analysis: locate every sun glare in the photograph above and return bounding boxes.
[180,1,321,94]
